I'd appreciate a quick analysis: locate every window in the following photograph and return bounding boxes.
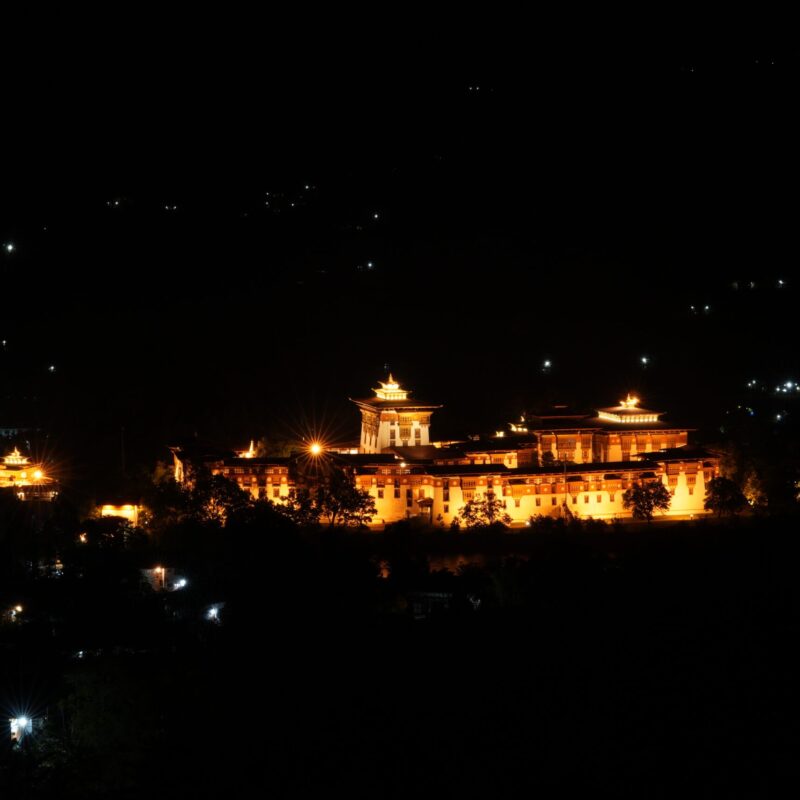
[273,488,280,498]
[552,497,557,505]
[444,504,449,513]
[572,496,577,505]
[535,497,541,507]
[584,495,589,503]
[688,487,694,495]
[610,493,615,502]
[394,488,400,498]
[597,495,602,503]
[406,489,412,507]
[514,499,520,508]
[378,489,384,499]
[415,428,421,439]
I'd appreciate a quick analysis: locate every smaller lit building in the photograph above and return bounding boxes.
[99,503,141,526]
[169,443,292,500]
[0,447,57,500]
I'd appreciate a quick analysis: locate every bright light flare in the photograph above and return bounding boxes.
[10,717,32,741]
[309,442,323,456]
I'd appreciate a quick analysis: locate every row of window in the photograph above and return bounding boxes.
[373,492,634,507]
[228,467,286,475]
[389,429,422,441]
[249,488,284,499]
[377,488,411,500]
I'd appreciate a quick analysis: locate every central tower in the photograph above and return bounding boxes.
[350,375,442,453]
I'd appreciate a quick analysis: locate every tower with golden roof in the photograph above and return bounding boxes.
[350,375,442,454]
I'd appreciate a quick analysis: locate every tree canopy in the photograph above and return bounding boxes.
[622,481,672,522]
[456,491,512,529]
[309,467,376,528]
[704,476,748,517]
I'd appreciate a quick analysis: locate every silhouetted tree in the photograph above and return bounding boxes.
[622,481,672,522]
[279,487,321,527]
[146,465,251,529]
[456,491,512,529]
[704,476,748,517]
[315,468,376,528]
[192,471,252,524]
[256,434,297,458]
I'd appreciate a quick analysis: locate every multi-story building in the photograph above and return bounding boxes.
[517,396,690,464]
[352,449,716,526]
[170,441,293,501]
[170,377,719,526]
[350,375,441,453]
[349,379,716,524]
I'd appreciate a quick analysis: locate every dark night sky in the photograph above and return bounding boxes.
[1,37,798,488]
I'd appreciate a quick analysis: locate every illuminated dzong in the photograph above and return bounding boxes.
[171,375,719,527]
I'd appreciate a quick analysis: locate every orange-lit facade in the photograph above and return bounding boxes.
[170,378,719,526]
[170,444,293,501]
[353,454,716,526]
[349,380,717,524]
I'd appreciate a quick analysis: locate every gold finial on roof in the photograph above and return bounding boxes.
[374,374,408,400]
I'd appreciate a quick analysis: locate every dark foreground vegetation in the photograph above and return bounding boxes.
[2,488,799,795]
